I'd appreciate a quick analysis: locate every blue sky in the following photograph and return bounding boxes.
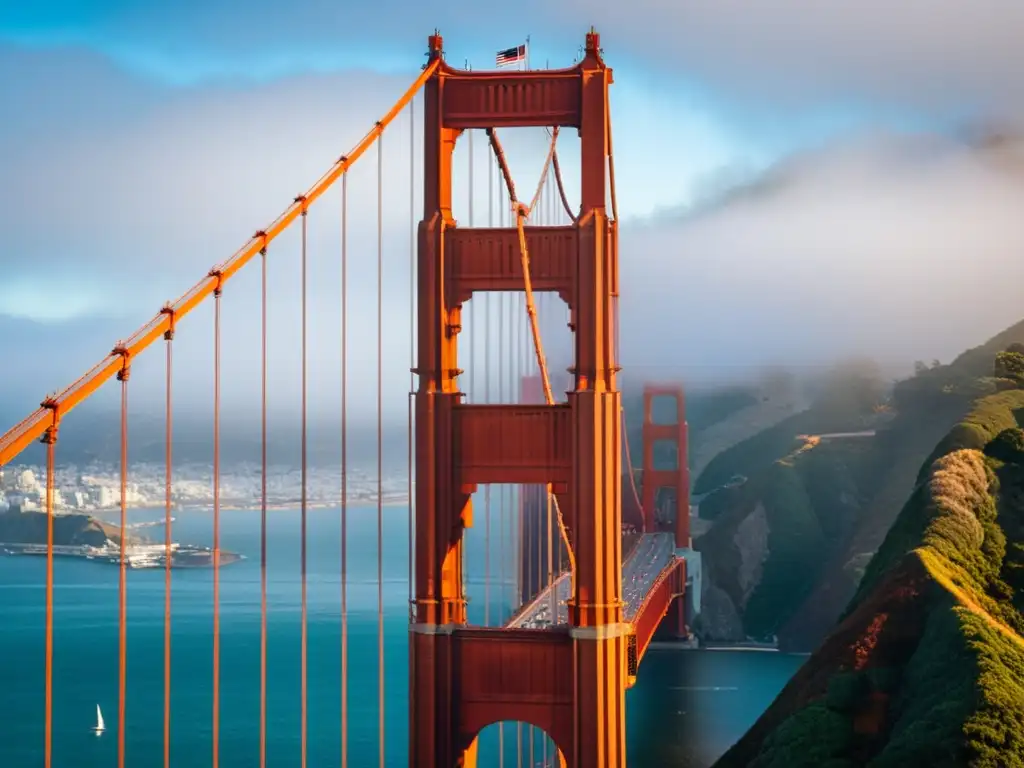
[3,1,1024,424]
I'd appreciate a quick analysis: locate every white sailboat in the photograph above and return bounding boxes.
[92,704,105,735]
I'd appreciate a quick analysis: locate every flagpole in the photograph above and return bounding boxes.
[525,35,531,71]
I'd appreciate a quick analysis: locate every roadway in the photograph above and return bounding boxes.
[508,532,676,629]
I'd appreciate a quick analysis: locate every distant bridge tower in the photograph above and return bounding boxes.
[641,384,690,546]
[641,383,693,636]
[409,30,626,767]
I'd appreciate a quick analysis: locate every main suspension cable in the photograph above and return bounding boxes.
[0,62,440,468]
[622,401,643,524]
[551,147,577,224]
[607,96,619,224]
[340,169,350,768]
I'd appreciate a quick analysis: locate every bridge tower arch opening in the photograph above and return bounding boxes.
[468,720,569,768]
[410,27,628,768]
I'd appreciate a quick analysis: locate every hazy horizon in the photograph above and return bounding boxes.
[4,2,1024,456]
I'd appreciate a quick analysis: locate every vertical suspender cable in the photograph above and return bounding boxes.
[405,98,416,761]
[260,245,268,768]
[509,198,516,624]
[497,163,505,768]
[543,180,551,747]
[498,173,506,616]
[544,485,554,767]
[212,283,223,768]
[511,280,520,739]
[497,287,505,617]
[117,358,129,768]
[340,170,350,768]
[43,421,56,768]
[484,151,492,629]
[164,317,174,768]
[467,129,479,622]
[376,129,386,768]
[515,271,523,768]
[549,153,559,768]
[300,206,309,768]
[468,128,475,405]
[515,282,523,612]
[408,93,416,624]
[529,244,539,767]
[405,97,415,759]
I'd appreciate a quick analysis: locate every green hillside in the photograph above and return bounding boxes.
[691,324,1024,648]
[714,383,1024,767]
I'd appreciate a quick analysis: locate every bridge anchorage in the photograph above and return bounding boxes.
[409,30,689,767]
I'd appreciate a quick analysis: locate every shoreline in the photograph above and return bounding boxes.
[648,639,787,653]
[0,542,245,570]
[48,498,411,515]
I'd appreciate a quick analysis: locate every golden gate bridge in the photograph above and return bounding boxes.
[0,29,699,768]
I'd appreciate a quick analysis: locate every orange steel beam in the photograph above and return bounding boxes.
[630,558,686,668]
[446,225,576,306]
[0,60,439,468]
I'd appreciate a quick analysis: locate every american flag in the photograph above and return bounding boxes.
[496,44,526,68]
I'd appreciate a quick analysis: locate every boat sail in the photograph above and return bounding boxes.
[93,704,105,735]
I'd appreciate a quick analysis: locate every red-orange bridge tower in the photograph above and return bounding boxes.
[410,30,661,767]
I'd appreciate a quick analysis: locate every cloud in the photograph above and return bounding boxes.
[551,0,1024,124]
[8,2,1024,124]
[618,129,1024,383]
[0,43,578,433]
[5,5,1024,452]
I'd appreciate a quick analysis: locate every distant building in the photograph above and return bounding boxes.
[16,469,38,494]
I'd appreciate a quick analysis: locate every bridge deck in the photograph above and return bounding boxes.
[507,532,676,629]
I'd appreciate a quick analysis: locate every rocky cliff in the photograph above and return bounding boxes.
[690,322,1024,650]
[714,388,1024,767]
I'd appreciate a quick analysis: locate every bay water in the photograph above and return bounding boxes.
[0,507,804,766]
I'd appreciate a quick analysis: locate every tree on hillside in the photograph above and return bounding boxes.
[994,349,1024,387]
